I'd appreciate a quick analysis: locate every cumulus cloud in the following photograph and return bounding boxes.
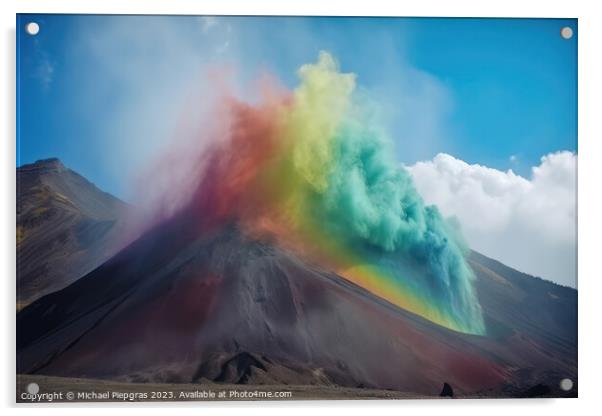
[406,151,577,287]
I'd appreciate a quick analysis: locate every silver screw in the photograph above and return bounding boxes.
[560,378,573,391]
[26,382,39,395]
[25,22,40,36]
[560,27,573,40]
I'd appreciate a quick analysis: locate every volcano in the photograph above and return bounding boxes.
[17,201,577,397]
[17,158,130,309]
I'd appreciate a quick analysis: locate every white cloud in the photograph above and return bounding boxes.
[406,151,577,287]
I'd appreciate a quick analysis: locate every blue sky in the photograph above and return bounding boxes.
[17,15,577,198]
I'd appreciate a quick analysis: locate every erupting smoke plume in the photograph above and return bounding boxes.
[143,52,485,335]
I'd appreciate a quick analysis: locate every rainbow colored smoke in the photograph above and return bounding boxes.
[171,52,485,335]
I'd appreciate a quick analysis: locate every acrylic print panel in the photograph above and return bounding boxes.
[16,14,577,402]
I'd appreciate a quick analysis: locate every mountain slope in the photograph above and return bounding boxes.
[17,158,129,308]
[17,211,577,397]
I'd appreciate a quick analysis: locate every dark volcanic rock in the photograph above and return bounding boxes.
[16,190,578,396]
[17,158,130,308]
[17,221,509,395]
[440,382,454,397]
[521,384,551,398]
